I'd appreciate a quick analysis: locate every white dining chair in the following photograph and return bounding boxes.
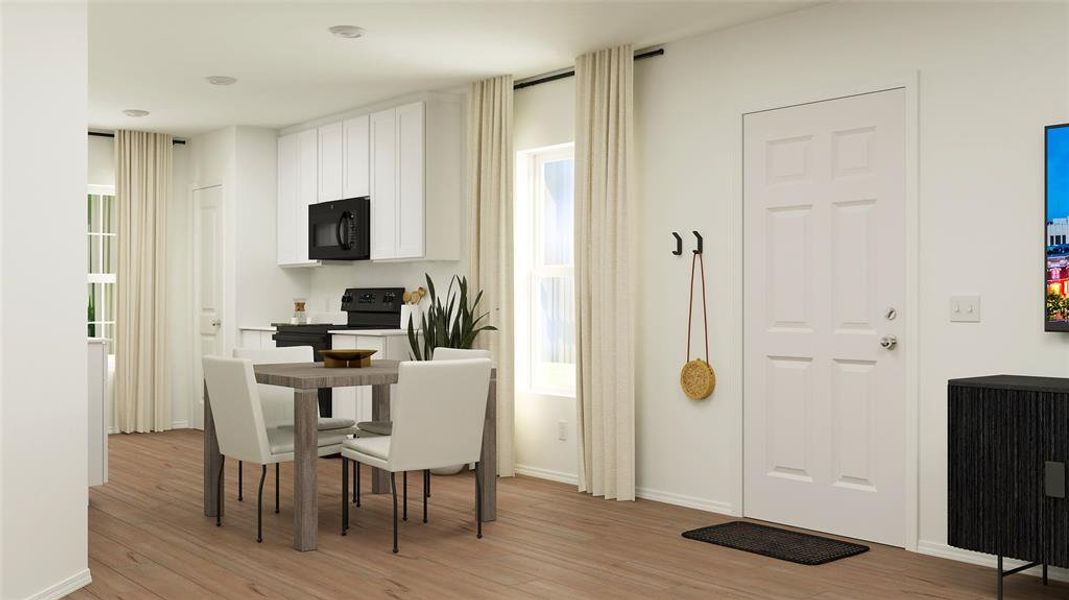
[203,355,356,543]
[340,358,492,553]
[233,346,358,511]
[352,347,492,508]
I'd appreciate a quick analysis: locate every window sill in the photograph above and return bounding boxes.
[521,388,577,400]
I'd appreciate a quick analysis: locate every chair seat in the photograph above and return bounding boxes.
[356,421,392,436]
[278,417,356,432]
[267,427,353,455]
[343,435,391,460]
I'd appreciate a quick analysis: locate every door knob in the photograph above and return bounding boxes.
[879,335,898,350]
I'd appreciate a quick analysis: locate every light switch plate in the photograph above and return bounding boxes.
[950,295,981,322]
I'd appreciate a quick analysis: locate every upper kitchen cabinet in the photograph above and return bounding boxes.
[317,121,344,202]
[343,115,370,199]
[277,129,320,267]
[370,97,461,261]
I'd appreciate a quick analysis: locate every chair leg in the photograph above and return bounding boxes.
[257,465,267,543]
[423,469,429,524]
[403,471,408,522]
[391,472,399,554]
[341,457,349,536]
[216,456,225,527]
[353,460,360,507]
[426,470,431,498]
[474,462,483,539]
[237,460,243,502]
[274,463,280,514]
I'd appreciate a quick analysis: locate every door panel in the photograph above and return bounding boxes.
[193,185,224,429]
[744,89,906,546]
[318,122,344,202]
[370,108,397,259]
[344,115,370,198]
[396,102,425,258]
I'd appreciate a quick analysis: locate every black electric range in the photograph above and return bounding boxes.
[271,287,404,417]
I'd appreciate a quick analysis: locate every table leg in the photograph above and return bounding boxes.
[293,389,319,551]
[371,384,391,494]
[203,380,223,518]
[480,377,497,522]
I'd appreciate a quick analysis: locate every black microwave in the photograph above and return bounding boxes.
[308,197,370,260]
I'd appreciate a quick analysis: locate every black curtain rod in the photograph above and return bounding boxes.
[89,130,187,145]
[513,47,664,91]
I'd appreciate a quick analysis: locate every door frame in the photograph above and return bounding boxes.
[736,73,920,550]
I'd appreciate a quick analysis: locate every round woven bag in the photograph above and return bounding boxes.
[681,252,715,400]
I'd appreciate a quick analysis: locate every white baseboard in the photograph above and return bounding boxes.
[23,568,92,600]
[514,465,738,516]
[916,540,1069,583]
[635,486,738,516]
[514,464,578,485]
[172,419,189,429]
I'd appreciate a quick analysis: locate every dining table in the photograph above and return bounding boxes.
[202,359,497,551]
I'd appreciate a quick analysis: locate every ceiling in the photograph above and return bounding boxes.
[89,1,815,137]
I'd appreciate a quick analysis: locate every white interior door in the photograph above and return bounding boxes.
[193,185,224,429]
[743,89,906,546]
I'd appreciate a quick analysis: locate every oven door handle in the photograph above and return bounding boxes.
[336,211,354,251]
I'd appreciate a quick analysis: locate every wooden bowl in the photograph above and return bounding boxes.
[320,349,377,368]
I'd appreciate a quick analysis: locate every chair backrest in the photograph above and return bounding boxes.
[432,347,491,361]
[389,359,492,472]
[233,345,314,428]
[202,356,272,464]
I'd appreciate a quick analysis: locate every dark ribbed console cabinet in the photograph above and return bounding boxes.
[948,375,1069,597]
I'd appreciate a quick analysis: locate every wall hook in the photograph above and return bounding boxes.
[692,231,703,255]
[672,232,683,256]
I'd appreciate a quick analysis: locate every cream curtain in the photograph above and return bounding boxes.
[574,45,636,500]
[115,130,172,433]
[468,75,516,476]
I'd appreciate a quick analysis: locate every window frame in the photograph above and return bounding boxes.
[515,143,576,397]
[88,184,117,352]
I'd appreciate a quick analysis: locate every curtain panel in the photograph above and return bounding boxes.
[468,75,516,476]
[574,45,636,500]
[115,130,172,433]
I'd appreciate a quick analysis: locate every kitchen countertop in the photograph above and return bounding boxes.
[239,325,277,332]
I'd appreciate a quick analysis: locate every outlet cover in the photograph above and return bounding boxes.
[557,421,568,441]
[950,295,981,323]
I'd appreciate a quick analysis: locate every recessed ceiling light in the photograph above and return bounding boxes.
[329,25,365,39]
[122,109,149,117]
[206,75,238,86]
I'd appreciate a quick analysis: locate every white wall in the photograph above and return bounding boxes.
[511,1,1069,547]
[87,137,195,429]
[0,2,91,598]
[512,76,580,482]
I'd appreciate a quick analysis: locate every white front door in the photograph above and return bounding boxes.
[743,89,906,546]
[193,185,224,429]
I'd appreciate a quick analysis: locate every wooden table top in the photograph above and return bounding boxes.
[253,360,496,390]
[254,360,401,389]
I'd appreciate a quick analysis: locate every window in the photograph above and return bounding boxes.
[88,185,117,352]
[516,144,576,395]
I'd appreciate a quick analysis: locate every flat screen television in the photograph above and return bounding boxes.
[1046,123,1069,331]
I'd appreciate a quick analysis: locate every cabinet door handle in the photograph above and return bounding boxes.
[1046,461,1065,498]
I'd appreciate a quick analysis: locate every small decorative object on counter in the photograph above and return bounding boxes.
[400,286,427,329]
[407,274,496,360]
[681,250,715,400]
[292,298,308,325]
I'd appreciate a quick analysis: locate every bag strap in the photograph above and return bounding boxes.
[686,251,710,362]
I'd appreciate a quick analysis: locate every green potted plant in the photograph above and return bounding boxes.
[407,274,497,360]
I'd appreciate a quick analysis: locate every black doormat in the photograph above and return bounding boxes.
[681,521,869,565]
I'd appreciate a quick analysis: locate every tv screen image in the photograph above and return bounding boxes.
[1046,123,1069,330]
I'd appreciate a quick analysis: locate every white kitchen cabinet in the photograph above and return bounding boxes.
[318,121,345,202]
[369,98,460,261]
[239,328,276,349]
[370,108,398,260]
[343,115,370,199]
[330,332,413,421]
[277,130,320,267]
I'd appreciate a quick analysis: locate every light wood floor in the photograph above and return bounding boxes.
[72,430,1066,600]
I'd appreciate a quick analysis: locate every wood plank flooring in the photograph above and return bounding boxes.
[72,430,1066,599]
